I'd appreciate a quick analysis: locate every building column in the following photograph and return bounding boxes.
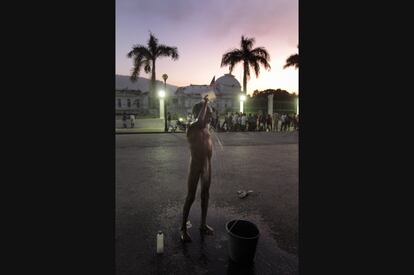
[159,98,165,119]
[268,94,274,115]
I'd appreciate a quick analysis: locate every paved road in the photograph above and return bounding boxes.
[116,131,298,275]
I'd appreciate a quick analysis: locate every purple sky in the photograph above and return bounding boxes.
[116,0,298,95]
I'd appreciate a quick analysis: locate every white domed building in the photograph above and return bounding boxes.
[171,74,242,115]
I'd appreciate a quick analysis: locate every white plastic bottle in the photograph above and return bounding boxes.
[156,231,164,254]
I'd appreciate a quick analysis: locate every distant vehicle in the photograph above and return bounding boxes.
[171,117,187,132]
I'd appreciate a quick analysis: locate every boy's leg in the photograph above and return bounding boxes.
[181,158,201,242]
[200,157,213,235]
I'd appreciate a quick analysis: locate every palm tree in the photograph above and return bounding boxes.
[127,32,179,106]
[284,46,299,69]
[221,35,271,94]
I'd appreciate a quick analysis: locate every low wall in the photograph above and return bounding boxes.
[116,118,165,130]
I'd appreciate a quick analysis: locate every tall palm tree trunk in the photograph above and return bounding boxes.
[243,61,248,94]
[150,59,156,108]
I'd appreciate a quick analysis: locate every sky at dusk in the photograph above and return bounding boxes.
[116,0,298,95]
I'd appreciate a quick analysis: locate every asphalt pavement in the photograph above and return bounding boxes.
[116,131,298,275]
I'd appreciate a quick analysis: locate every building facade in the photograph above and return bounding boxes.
[169,74,242,116]
[115,90,149,115]
[115,74,243,117]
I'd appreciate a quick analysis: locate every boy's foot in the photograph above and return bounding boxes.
[199,224,214,235]
[180,230,192,242]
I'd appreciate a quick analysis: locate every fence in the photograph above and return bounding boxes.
[244,100,297,115]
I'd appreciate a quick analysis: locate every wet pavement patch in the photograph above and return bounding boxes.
[150,204,298,275]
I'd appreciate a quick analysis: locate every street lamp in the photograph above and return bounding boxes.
[158,90,165,122]
[240,94,246,113]
[296,96,299,115]
[162,74,168,132]
[158,90,165,98]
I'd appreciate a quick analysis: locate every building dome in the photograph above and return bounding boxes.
[216,74,241,88]
[215,74,241,95]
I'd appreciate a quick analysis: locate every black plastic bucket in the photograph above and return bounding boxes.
[226,219,260,264]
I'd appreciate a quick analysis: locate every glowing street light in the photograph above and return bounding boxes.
[158,90,165,98]
[240,94,246,113]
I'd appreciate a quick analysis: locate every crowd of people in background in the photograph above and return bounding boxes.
[211,111,298,132]
[120,110,299,132]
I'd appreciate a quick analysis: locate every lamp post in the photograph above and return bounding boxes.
[162,74,168,132]
[158,90,165,120]
[296,95,299,115]
[240,94,246,113]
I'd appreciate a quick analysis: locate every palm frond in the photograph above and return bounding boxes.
[143,59,151,73]
[251,60,261,78]
[241,35,255,51]
[128,50,151,81]
[147,32,159,56]
[250,47,270,61]
[130,57,145,81]
[254,55,271,71]
[156,45,179,60]
[130,55,151,82]
[220,49,243,70]
[249,58,270,78]
[283,53,299,69]
[127,45,151,59]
